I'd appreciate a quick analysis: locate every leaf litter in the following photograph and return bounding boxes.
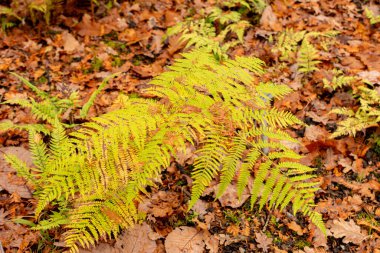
[0,0,379,252]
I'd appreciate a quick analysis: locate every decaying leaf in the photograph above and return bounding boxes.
[329,219,367,244]
[114,223,156,253]
[0,147,33,198]
[165,226,205,253]
[255,232,273,252]
[287,221,304,235]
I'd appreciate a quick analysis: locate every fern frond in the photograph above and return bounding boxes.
[10,72,50,100]
[217,135,247,198]
[323,69,356,90]
[365,8,380,25]
[80,73,120,118]
[4,153,37,184]
[4,50,325,251]
[189,132,227,208]
[297,39,320,74]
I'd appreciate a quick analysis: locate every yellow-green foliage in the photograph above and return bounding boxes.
[297,38,321,74]
[0,5,22,32]
[5,50,324,252]
[273,29,338,74]
[330,84,380,138]
[323,69,356,90]
[166,0,265,59]
[0,0,110,30]
[0,73,79,134]
[365,8,380,25]
[0,72,117,134]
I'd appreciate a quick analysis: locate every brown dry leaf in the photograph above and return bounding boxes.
[260,6,282,31]
[217,183,250,208]
[324,148,338,171]
[304,125,328,142]
[114,223,156,253]
[204,234,219,253]
[62,31,82,53]
[331,176,379,200]
[287,221,304,235]
[33,68,45,80]
[191,200,208,216]
[75,14,111,36]
[151,31,164,54]
[0,208,10,226]
[357,53,380,71]
[226,224,240,237]
[357,70,380,84]
[309,223,328,248]
[255,232,273,252]
[165,226,205,253]
[79,243,120,253]
[305,111,330,125]
[329,219,367,244]
[138,191,181,218]
[274,247,287,253]
[0,147,33,198]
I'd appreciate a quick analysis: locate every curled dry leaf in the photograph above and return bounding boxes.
[329,219,367,244]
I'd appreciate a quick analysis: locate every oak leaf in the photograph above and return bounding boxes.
[165,227,205,253]
[329,219,367,244]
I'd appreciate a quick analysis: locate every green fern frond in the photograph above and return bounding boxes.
[0,120,50,135]
[80,73,120,118]
[4,50,325,252]
[297,39,321,74]
[190,132,228,208]
[365,8,380,25]
[323,69,356,90]
[4,153,37,184]
[217,135,247,197]
[33,211,69,230]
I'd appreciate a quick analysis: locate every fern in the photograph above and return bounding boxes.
[273,29,338,73]
[165,0,263,59]
[323,69,356,90]
[365,7,380,25]
[323,70,380,138]
[4,50,325,252]
[0,5,22,32]
[1,73,118,133]
[297,38,321,74]
[330,85,380,138]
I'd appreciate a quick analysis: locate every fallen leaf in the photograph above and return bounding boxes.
[79,243,120,253]
[204,234,219,253]
[114,223,156,253]
[0,147,34,198]
[260,6,281,31]
[304,125,328,142]
[165,226,205,253]
[217,183,250,208]
[357,70,380,84]
[255,232,273,252]
[226,224,240,236]
[329,219,367,244]
[287,221,304,235]
[62,31,82,53]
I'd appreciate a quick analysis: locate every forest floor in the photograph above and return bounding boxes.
[0,0,379,252]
